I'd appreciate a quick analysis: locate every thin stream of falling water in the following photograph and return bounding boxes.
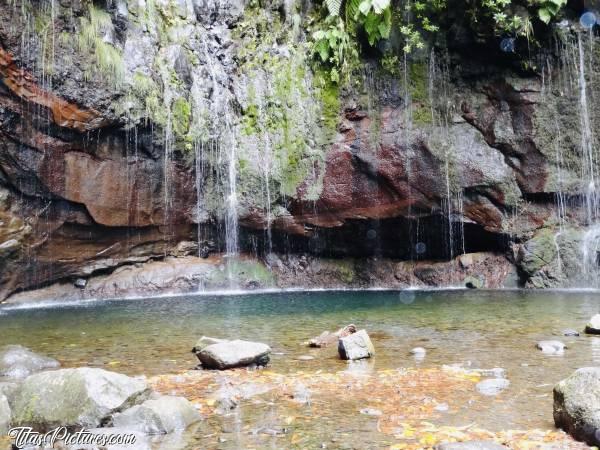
[201,38,238,284]
[576,32,600,282]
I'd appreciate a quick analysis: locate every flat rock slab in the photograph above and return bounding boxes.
[338,330,375,360]
[112,395,201,434]
[197,340,271,370]
[554,367,600,446]
[11,368,150,431]
[436,441,509,450]
[0,345,60,379]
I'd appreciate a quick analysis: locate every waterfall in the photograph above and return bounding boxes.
[199,38,239,281]
[576,32,600,282]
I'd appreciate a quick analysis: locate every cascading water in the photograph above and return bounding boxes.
[576,31,600,283]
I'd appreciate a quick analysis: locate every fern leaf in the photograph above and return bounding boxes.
[346,0,361,20]
[325,0,343,16]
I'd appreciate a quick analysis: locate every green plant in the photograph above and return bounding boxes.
[311,16,359,82]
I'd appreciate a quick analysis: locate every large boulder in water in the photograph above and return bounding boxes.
[11,368,150,431]
[338,330,375,360]
[112,395,201,434]
[196,340,271,370]
[0,394,10,435]
[0,345,60,379]
[554,367,600,446]
[585,314,600,334]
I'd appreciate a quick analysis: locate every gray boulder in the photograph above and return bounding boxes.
[554,367,600,446]
[11,368,150,431]
[196,340,271,370]
[112,395,201,434]
[0,381,20,403]
[338,330,375,360]
[436,442,509,450]
[0,345,60,379]
[0,394,10,435]
[585,314,600,334]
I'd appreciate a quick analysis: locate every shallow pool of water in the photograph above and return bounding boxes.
[1,289,599,448]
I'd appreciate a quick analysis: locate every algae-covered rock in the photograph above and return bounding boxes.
[11,368,150,431]
[554,367,600,446]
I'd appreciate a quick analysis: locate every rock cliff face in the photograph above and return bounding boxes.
[0,0,598,302]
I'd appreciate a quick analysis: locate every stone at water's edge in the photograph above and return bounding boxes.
[196,340,271,370]
[112,395,201,434]
[11,368,150,431]
[435,441,509,450]
[0,394,10,435]
[585,314,600,334]
[0,345,60,379]
[554,367,600,446]
[338,330,375,360]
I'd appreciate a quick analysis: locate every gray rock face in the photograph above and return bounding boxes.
[435,442,509,450]
[554,367,600,446]
[0,394,10,435]
[338,330,375,360]
[0,345,60,379]
[476,379,510,396]
[536,340,566,354]
[11,368,150,431]
[197,340,271,370]
[112,396,201,434]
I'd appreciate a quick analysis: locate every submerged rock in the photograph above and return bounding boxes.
[476,378,510,396]
[196,340,271,370]
[536,340,566,354]
[308,324,357,348]
[112,395,201,434]
[0,345,60,379]
[554,367,600,446]
[410,347,427,357]
[585,314,600,334]
[563,329,580,337]
[338,330,375,360]
[436,442,509,450]
[11,368,150,431]
[0,394,10,435]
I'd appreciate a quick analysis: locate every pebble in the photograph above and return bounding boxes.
[359,407,382,416]
[410,347,427,357]
[476,378,510,396]
[296,355,315,361]
[536,340,566,354]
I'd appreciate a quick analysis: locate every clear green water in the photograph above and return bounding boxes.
[1,289,599,448]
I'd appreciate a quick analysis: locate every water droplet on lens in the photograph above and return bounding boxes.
[399,291,415,304]
[366,229,377,239]
[415,242,426,255]
[580,12,597,29]
[500,37,515,53]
